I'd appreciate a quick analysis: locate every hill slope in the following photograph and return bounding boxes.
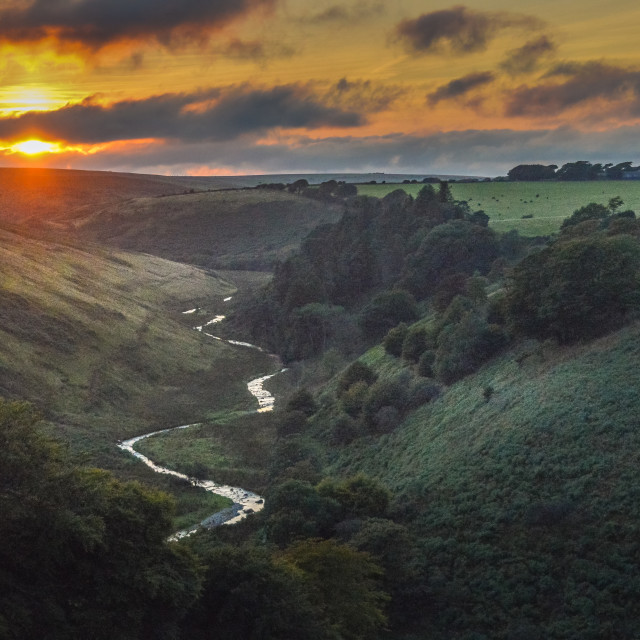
[328,326,640,638]
[72,189,342,269]
[0,226,275,470]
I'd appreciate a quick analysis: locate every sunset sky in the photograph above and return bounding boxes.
[0,0,639,176]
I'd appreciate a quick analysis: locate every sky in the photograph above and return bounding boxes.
[0,0,639,176]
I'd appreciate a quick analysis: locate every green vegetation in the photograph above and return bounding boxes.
[7,168,640,639]
[324,323,640,638]
[357,181,640,235]
[134,412,279,491]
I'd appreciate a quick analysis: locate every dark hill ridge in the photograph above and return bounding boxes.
[0,167,483,225]
[0,167,206,223]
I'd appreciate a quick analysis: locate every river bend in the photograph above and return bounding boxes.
[118,310,283,538]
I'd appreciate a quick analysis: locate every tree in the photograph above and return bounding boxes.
[283,539,388,640]
[507,164,557,181]
[183,545,330,640]
[317,474,391,519]
[505,235,640,342]
[438,180,453,203]
[359,290,419,341]
[0,399,199,640]
[264,480,340,546]
[556,161,601,181]
[286,388,317,416]
[561,202,610,230]
[404,221,499,299]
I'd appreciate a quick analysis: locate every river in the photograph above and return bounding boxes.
[118,311,284,539]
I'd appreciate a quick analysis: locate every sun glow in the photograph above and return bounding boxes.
[12,140,61,155]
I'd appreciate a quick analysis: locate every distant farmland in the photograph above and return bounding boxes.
[357,181,640,236]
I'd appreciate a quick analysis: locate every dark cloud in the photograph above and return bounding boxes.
[304,2,384,25]
[0,0,276,49]
[0,85,364,144]
[15,126,640,178]
[505,61,640,116]
[324,78,405,112]
[395,5,544,56]
[501,35,556,75]
[427,71,495,105]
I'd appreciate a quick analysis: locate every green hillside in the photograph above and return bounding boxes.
[0,226,275,466]
[316,324,640,638]
[73,188,342,270]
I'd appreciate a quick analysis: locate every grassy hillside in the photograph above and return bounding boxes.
[357,181,640,236]
[72,188,342,270]
[326,324,640,637]
[0,167,217,223]
[0,227,276,465]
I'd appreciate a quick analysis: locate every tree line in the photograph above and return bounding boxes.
[507,160,640,181]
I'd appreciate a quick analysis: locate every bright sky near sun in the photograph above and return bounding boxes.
[0,0,639,175]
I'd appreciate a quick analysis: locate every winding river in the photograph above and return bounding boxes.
[118,310,284,539]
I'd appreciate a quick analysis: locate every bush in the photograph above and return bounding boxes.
[434,314,507,384]
[329,413,359,446]
[408,378,441,408]
[341,381,370,417]
[372,405,401,434]
[286,389,317,416]
[401,325,429,363]
[338,361,377,395]
[362,372,410,424]
[383,323,408,357]
[417,350,436,378]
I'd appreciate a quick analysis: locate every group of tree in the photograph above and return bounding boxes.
[0,397,398,640]
[507,161,640,181]
[256,178,357,201]
[237,183,523,362]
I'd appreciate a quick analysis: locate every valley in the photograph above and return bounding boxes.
[3,167,640,639]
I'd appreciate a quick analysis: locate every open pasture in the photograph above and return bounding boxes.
[358,181,640,236]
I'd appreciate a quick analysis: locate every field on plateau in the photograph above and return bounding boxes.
[357,180,640,235]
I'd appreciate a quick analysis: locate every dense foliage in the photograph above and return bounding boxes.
[507,160,640,181]
[0,399,199,639]
[239,186,517,361]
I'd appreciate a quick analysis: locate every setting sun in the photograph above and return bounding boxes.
[12,140,60,155]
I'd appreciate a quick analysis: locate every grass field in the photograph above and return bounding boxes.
[357,181,640,236]
[134,411,279,493]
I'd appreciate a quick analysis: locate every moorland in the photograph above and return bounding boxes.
[2,167,640,639]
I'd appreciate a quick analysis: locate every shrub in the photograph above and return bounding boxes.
[383,323,408,357]
[329,413,359,446]
[417,350,436,378]
[286,389,317,416]
[341,381,370,417]
[408,378,441,408]
[338,361,377,395]
[434,314,507,384]
[401,325,429,363]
